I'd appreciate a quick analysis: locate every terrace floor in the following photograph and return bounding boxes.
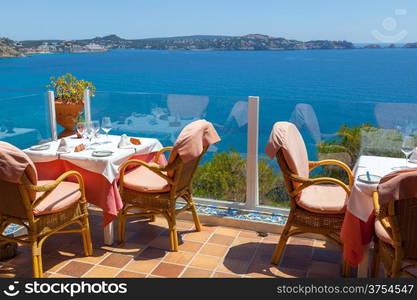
[0,214,346,278]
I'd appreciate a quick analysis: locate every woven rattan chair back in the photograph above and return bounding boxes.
[168,147,208,195]
[378,197,417,261]
[275,150,300,209]
[0,170,34,220]
[395,198,417,260]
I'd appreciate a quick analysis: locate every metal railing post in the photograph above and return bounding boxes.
[83,89,91,122]
[47,91,58,141]
[245,96,259,210]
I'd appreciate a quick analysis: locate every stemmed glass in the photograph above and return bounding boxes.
[85,121,94,144]
[92,120,100,139]
[76,122,86,139]
[401,135,415,168]
[101,117,112,142]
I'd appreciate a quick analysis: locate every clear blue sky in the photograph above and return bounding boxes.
[1,0,416,42]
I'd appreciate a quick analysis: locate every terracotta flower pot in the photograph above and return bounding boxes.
[55,100,84,138]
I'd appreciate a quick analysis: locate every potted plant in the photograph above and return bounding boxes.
[47,73,96,137]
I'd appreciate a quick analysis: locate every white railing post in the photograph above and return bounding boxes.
[83,89,91,122]
[246,96,259,210]
[47,91,58,141]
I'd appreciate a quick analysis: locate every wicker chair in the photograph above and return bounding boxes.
[266,122,353,276]
[0,143,93,278]
[371,170,417,278]
[118,120,220,251]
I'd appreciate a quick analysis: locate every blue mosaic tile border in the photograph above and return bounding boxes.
[192,204,288,225]
[3,205,287,236]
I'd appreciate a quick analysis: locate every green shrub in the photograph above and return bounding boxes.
[192,148,289,207]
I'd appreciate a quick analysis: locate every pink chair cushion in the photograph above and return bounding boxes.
[297,184,348,214]
[374,220,394,246]
[124,166,171,193]
[33,180,81,216]
[265,122,309,179]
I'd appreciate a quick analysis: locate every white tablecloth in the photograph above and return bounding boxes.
[24,135,163,183]
[348,155,415,221]
[113,114,196,141]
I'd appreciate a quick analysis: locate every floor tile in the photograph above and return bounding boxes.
[137,247,167,260]
[163,251,194,265]
[208,234,235,246]
[279,255,311,271]
[190,254,221,270]
[181,267,212,278]
[151,262,184,278]
[58,261,94,277]
[182,231,213,242]
[73,249,109,264]
[99,253,132,269]
[116,270,147,278]
[177,240,203,252]
[125,258,161,274]
[308,260,341,277]
[312,248,342,264]
[215,226,241,237]
[83,265,119,278]
[199,244,229,257]
[217,258,250,274]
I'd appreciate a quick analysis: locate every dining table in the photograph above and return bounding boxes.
[112,113,197,144]
[23,134,166,245]
[340,155,416,277]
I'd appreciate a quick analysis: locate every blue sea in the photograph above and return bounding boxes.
[1,49,417,158]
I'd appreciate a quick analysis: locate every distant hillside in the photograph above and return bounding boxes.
[20,34,356,51]
[13,34,417,54]
[126,34,356,50]
[404,42,417,48]
[0,38,24,57]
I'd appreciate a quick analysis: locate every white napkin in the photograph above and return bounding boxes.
[57,138,70,153]
[118,134,133,149]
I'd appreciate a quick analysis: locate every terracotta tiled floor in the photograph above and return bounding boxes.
[0,214,346,278]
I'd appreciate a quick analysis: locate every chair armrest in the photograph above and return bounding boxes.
[290,173,351,198]
[25,170,86,209]
[153,146,173,163]
[309,159,354,186]
[119,159,174,186]
[372,191,391,229]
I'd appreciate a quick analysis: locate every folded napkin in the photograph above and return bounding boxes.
[74,144,85,152]
[57,139,70,153]
[118,134,133,149]
[130,137,141,145]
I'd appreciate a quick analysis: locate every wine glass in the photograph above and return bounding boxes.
[92,120,100,138]
[76,122,86,139]
[101,117,112,141]
[85,121,94,143]
[401,135,415,168]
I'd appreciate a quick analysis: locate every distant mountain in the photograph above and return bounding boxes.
[140,35,234,41]
[404,42,417,48]
[11,34,417,54]
[0,38,24,57]
[19,34,356,51]
[363,44,382,49]
[127,34,356,50]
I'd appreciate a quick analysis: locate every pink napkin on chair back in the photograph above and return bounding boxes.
[378,169,417,204]
[265,122,309,178]
[173,120,221,162]
[0,141,37,184]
